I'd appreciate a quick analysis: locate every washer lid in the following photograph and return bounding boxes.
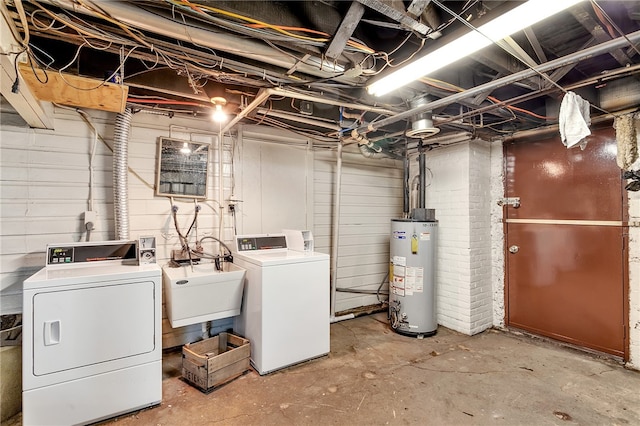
[234,250,329,267]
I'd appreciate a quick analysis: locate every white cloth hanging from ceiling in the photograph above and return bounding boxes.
[559,91,591,149]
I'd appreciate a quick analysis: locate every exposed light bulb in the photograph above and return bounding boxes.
[180,142,191,154]
[212,104,227,122]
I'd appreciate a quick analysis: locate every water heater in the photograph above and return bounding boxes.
[389,217,438,337]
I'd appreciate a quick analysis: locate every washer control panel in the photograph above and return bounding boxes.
[235,235,287,252]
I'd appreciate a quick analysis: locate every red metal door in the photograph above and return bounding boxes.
[505,127,627,358]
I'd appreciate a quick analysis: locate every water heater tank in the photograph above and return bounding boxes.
[389,218,438,337]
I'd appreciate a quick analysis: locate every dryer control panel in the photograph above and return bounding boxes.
[46,241,137,266]
[235,235,287,252]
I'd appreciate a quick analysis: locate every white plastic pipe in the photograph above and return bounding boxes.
[329,141,343,320]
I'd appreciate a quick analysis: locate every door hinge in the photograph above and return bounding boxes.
[497,197,520,208]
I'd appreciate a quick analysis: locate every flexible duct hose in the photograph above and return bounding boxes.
[113,108,132,240]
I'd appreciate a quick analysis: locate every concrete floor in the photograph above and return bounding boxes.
[9,312,640,425]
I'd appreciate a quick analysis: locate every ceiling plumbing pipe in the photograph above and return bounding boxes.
[403,145,410,216]
[39,0,356,84]
[113,108,133,240]
[217,127,225,257]
[356,29,640,136]
[271,88,397,116]
[255,108,342,131]
[222,87,398,134]
[418,143,426,209]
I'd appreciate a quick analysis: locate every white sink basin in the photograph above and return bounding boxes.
[162,262,246,328]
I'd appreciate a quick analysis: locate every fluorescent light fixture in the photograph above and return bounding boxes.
[367,0,584,97]
[212,104,227,122]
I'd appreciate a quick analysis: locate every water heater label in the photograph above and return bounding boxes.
[393,231,407,239]
[420,232,431,240]
[391,258,406,296]
[392,256,406,266]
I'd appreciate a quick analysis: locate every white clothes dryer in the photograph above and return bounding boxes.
[233,234,330,375]
[22,241,162,426]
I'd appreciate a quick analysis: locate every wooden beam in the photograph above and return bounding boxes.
[325,2,366,60]
[0,6,53,129]
[19,64,128,113]
[406,0,432,18]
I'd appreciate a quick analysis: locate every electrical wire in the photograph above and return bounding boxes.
[163,0,375,53]
[591,0,640,58]
[421,76,553,121]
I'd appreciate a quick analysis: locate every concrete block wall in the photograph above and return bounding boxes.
[468,141,493,334]
[419,140,493,335]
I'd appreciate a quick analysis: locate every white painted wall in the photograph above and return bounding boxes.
[314,147,403,313]
[236,126,312,234]
[2,104,637,369]
[0,108,404,346]
[0,106,237,347]
[417,140,494,335]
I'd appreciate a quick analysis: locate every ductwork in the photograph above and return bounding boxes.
[406,96,440,139]
[113,108,132,240]
[359,143,387,158]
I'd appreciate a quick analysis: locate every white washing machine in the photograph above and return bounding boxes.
[233,234,330,375]
[23,241,162,426]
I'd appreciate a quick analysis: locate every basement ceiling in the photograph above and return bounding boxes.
[2,0,640,154]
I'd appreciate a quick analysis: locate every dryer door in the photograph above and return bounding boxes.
[32,280,156,376]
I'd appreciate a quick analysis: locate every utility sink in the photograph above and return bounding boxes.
[162,262,246,328]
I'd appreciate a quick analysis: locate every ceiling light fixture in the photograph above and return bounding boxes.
[367,0,584,97]
[210,97,228,122]
[180,142,191,154]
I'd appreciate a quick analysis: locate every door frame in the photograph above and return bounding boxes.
[502,125,630,361]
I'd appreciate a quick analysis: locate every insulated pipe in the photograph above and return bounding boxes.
[40,0,352,83]
[357,29,640,135]
[113,108,132,240]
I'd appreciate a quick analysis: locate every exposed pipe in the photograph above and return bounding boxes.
[39,0,355,83]
[256,108,341,131]
[218,126,225,257]
[113,108,133,240]
[403,147,410,216]
[357,29,640,135]
[330,140,353,323]
[418,142,426,209]
[504,106,640,141]
[222,87,397,135]
[272,88,396,116]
